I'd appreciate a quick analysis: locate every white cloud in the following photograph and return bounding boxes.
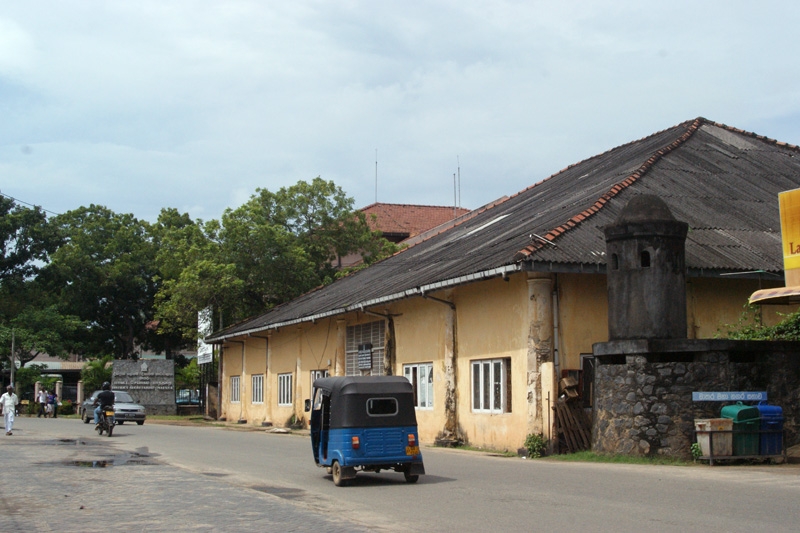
[1,1,800,221]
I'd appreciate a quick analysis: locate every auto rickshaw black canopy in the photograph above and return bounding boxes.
[312,376,418,429]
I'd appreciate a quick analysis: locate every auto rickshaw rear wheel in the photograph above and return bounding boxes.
[403,469,419,483]
[331,460,346,487]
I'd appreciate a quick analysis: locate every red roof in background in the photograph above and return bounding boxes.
[360,203,471,241]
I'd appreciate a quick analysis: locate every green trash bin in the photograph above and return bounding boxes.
[721,402,760,456]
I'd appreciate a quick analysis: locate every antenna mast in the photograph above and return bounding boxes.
[457,155,461,208]
[374,149,378,204]
[453,173,457,217]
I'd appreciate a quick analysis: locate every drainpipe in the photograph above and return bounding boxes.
[423,291,461,446]
[335,319,346,377]
[552,283,560,382]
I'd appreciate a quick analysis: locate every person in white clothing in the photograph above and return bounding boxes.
[1,385,20,435]
[38,389,47,417]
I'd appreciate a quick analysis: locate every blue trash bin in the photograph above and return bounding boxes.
[756,402,784,455]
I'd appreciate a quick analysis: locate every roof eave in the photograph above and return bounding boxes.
[206,263,523,343]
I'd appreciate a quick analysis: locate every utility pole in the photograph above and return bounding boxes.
[10,328,15,386]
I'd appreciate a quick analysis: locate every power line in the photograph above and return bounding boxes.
[0,190,61,216]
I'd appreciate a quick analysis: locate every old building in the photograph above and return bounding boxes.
[207,118,800,452]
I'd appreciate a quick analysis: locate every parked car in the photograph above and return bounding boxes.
[80,390,146,425]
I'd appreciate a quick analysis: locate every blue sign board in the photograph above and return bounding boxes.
[692,391,767,402]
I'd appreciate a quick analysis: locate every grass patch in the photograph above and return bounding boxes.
[547,451,693,466]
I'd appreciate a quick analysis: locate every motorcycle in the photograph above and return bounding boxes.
[95,406,115,437]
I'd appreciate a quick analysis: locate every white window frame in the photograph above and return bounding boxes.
[230,376,240,404]
[310,369,329,393]
[403,362,434,410]
[278,373,293,406]
[251,374,264,404]
[471,358,509,413]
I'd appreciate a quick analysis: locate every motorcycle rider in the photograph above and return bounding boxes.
[93,381,115,428]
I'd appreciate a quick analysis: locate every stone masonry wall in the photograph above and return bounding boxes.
[593,347,800,458]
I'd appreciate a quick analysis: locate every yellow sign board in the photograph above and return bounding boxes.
[780,188,800,286]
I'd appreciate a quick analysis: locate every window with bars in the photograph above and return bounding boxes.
[278,373,293,406]
[251,374,264,404]
[346,321,385,376]
[471,358,511,413]
[230,376,240,403]
[403,362,433,409]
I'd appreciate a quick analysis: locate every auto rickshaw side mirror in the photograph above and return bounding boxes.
[304,399,311,412]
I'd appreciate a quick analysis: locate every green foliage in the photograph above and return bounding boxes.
[691,442,703,461]
[80,355,113,394]
[12,364,46,398]
[43,205,159,358]
[0,306,85,368]
[719,304,800,341]
[0,197,58,282]
[154,177,396,336]
[58,399,75,416]
[2,179,396,365]
[175,358,200,389]
[524,433,547,458]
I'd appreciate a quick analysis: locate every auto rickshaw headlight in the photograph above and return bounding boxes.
[351,436,360,450]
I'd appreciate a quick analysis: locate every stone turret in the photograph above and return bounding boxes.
[604,195,689,340]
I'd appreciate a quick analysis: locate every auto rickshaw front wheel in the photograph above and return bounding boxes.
[331,460,347,487]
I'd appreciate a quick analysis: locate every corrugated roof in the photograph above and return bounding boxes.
[207,118,800,341]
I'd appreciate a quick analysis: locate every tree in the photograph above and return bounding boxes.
[0,196,58,283]
[175,357,200,390]
[41,205,158,359]
[153,178,397,337]
[215,177,395,319]
[0,305,85,369]
[80,355,113,393]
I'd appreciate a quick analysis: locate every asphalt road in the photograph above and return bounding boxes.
[7,417,800,532]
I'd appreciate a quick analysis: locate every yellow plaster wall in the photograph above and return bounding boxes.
[451,275,530,451]
[556,273,609,372]
[219,342,242,422]
[390,297,449,443]
[687,278,792,337]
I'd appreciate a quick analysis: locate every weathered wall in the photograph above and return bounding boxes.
[556,273,609,371]
[454,275,531,450]
[687,277,790,338]
[392,297,449,444]
[592,340,800,457]
[112,360,176,416]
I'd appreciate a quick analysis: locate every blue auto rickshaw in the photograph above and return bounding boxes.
[305,376,425,486]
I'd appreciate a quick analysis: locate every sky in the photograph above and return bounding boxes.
[2,1,800,223]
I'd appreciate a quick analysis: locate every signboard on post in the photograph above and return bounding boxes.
[781,188,800,287]
[197,308,213,365]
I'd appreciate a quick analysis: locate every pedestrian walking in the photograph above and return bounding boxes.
[48,391,58,419]
[38,389,47,418]
[1,385,20,435]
